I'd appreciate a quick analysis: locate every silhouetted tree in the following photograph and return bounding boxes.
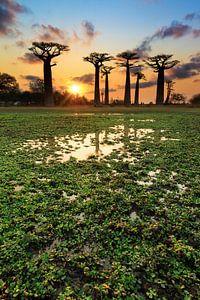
[29,78,44,94]
[116,51,139,105]
[145,55,179,104]
[0,73,19,94]
[171,93,186,104]
[0,73,20,105]
[190,94,200,105]
[83,52,113,106]
[165,80,174,105]
[101,66,115,105]
[134,71,145,105]
[29,42,69,106]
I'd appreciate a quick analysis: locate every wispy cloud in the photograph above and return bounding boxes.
[184,13,200,22]
[0,0,28,36]
[72,73,94,85]
[18,52,40,64]
[72,20,99,46]
[16,40,26,48]
[32,24,66,42]
[135,18,200,57]
[167,52,200,79]
[20,75,40,81]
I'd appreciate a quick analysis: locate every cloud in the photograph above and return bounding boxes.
[153,22,191,39]
[0,0,28,36]
[18,52,41,64]
[192,29,200,38]
[167,53,200,79]
[135,19,200,57]
[16,40,26,47]
[131,80,156,89]
[81,20,99,45]
[32,24,66,42]
[21,75,40,81]
[72,20,99,46]
[184,13,200,22]
[72,73,94,85]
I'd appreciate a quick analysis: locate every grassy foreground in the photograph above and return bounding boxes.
[0,107,200,299]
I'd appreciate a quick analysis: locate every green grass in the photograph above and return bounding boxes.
[0,107,200,299]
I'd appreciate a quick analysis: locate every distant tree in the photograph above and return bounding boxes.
[116,51,139,105]
[29,78,44,94]
[145,55,179,104]
[83,52,113,106]
[171,93,186,104]
[134,71,145,105]
[101,66,115,105]
[190,94,200,105]
[0,73,19,94]
[165,80,175,105]
[0,73,20,105]
[29,42,69,106]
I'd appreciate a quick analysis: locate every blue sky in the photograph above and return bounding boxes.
[1,0,200,102]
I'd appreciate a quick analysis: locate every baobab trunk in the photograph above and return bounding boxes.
[156,69,164,104]
[94,66,100,106]
[44,59,54,106]
[165,91,171,105]
[104,73,109,105]
[124,63,131,105]
[134,75,139,105]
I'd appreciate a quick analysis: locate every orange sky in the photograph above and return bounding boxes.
[1,0,200,103]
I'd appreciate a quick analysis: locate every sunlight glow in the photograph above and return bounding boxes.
[70,84,81,94]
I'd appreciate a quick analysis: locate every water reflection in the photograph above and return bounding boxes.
[17,121,180,164]
[18,124,156,163]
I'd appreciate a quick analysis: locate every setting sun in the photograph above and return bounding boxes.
[70,84,81,95]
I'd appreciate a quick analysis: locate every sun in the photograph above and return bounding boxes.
[70,84,81,94]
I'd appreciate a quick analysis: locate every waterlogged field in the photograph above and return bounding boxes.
[0,107,200,299]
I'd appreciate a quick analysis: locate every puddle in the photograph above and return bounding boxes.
[15,123,180,164]
[136,180,153,187]
[14,185,23,192]
[17,125,155,163]
[148,169,161,178]
[177,183,187,194]
[130,211,138,220]
[137,119,155,122]
[161,137,180,141]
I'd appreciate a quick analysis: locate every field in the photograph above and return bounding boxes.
[0,106,200,299]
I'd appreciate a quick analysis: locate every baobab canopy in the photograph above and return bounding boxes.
[29,42,69,106]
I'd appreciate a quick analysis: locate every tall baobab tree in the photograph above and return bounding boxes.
[145,55,179,104]
[29,42,69,106]
[101,66,115,105]
[165,80,175,105]
[134,71,145,105]
[83,52,113,106]
[116,51,139,105]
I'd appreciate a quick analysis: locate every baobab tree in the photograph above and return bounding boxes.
[145,54,179,104]
[101,66,115,105]
[83,52,113,106]
[29,42,69,106]
[134,71,145,105]
[165,80,175,105]
[116,51,139,105]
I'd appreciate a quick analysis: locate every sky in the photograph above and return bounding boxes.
[0,0,200,103]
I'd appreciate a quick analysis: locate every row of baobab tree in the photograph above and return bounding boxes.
[29,42,179,106]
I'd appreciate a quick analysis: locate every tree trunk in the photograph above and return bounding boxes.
[44,59,54,106]
[156,68,164,105]
[134,75,139,105]
[94,66,100,106]
[124,63,131,106]
[104,73,109,105]
[164,90,171,105]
